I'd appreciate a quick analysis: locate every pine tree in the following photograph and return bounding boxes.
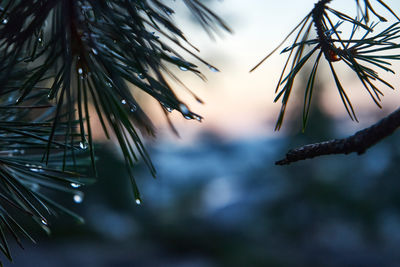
[250,0,400,165]
[0,0,230,263]
[1,0,400,264]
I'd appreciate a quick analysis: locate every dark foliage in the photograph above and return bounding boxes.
[0,0,230,263]
[251,0,400,130]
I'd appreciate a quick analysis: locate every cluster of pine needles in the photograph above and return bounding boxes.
[0,0,230,264]
[251,0,400,131]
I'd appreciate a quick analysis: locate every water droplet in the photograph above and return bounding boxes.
[78,68,83,74]
[164,8,173,16]
[161,103,173,112]
[106,82,112,87]
[179,103,190,115]
[73,193,84,203]
[41,219,48,225]
[138,73,145,79]
[91,48,98,55]
[37,37,42,42]
[79,141,88,150]
[70,183,81,188]
[2,19,8,24]
[193,115,202,122]
[121,99,127,105]
[30,167,39,172]
[208,65,219,72]
[135,198,141,205]
[130,105,137,112]
[179,66,188,71]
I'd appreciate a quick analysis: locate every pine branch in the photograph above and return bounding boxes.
[0,0,230,202]
[0,1,230,263]
[251,0,400,130]
[276,107,400,165]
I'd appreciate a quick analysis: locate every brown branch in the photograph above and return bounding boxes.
[276,107,400,165]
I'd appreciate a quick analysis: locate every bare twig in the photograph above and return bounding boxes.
[276,107,400,165]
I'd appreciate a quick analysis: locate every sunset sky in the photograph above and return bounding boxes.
[138,0,400,142]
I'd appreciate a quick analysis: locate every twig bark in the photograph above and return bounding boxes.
[276,107,400,165]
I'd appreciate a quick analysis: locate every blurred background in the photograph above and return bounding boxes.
[8,0,400,266]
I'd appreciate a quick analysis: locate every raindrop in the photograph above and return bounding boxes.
[70,183,81,188]
[106,82,113,87]
[38,37,42,42]
[135,198,141,205]
[91,48,98,55]
[2,19,8,24]
[138,73,145,79]
[121,99,127,105]
[179,66,188,71]
[78,68,83,74]
[179,103,190,115]
[79,141,88,150]
[41,219,48,225]
[130,105,137,112]
[161,103,173,112]
[193,115,202,122]
[73,193,84,203]
[208,65,219,72]
[30,167,39,172]
[164,8,173,16]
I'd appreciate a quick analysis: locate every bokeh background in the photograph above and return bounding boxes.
[7,0,400,266]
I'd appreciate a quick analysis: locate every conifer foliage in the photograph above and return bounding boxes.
[1,0,400,264]
[252,0,400,130]
[251,0,400,164]
[0,0,229,263]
